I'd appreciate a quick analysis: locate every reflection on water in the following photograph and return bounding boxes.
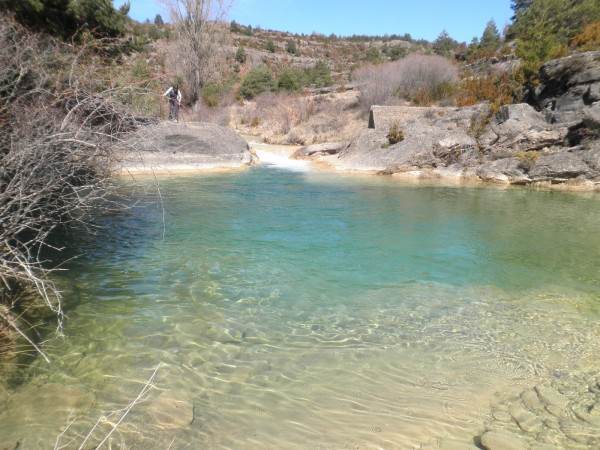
[1,166,600,448]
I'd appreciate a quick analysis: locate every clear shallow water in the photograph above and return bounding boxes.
[1,163,600,448]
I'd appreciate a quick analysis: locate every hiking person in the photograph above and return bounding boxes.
[162,84,182,122]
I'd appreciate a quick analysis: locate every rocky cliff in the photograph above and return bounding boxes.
[293,50,600,190]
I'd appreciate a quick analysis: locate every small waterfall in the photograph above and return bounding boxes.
[254,148,310,172]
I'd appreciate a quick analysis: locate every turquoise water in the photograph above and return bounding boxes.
[1,163,600,448]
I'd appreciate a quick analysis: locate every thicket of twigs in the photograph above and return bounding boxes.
[0,16,142,362]
[352,54,459,114]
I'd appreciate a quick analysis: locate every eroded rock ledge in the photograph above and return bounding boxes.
[293,50,600,191]
[118,121,254,173]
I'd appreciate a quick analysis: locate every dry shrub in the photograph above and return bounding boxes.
[194,93,235,126]
[387,121,404,144]
[457,72,515,112]
[352,54,458,114]
[234,88,361,144]
[0,16,144,359]
[516,150,540,171]
[572,21,600,51]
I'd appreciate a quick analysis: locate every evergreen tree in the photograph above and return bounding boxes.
[433,30,458,57]
[238,66,275,99]
[511,0,533,18]
[389,45,407,61]
[286,38,297,55]
[365,47,380,63]
[277,66,305,92]
[306,60,333,88]
[154,14,164,26]
[235,46,246,63]
[0,0,128,39]
[509,0,600,78]
[480,19,501,49]
[266,38,276,53]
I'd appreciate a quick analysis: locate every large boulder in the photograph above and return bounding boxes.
[528,150,591,181]
[479,104,568,153]
[527,50,600,124]
[118,121,254,173]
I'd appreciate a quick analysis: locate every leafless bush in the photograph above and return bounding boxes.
[352,63,404,115]
[194,99,232,126]
[353,54,459,114]
[162,0,232,103]
[0,16,141,360]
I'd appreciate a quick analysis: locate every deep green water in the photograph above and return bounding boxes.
[1,163,600,448]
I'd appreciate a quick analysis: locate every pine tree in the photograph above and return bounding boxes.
[510,0,600,78]
[0,0,128,39]
[286,38,297,55]
[480,19,501,49]
[235,46,246,63]
[433,30,458,57]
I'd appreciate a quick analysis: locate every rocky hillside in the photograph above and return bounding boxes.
[293,50,600,191]
[229,23,426,83]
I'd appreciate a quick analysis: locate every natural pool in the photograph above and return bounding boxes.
[1,158,599,448]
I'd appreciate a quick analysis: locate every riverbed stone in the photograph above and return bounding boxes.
[521,389,544,412]
[480,430,529,450]
[509,403,543,434]
[530,441,559,450]
[544,416,560,430]
[534,385,568,410]
[588,402,600,416]
[559,420,599,445]
[492,410,514,423]
[544,404,566,419]
[144,390,194,429]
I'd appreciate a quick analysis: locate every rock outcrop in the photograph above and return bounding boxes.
[294,51,600,190]
[526,50,600,125]
[119,121,254,173]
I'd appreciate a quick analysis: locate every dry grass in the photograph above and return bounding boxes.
[230,88,362,145]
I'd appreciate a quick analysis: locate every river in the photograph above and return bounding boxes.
[1,148,599,448]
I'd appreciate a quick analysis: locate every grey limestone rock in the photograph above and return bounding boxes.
[122,121,253,170]
[481,104,568,153]
[529,50,600,124]
[528,152,589,180]
[290,142,343,159]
